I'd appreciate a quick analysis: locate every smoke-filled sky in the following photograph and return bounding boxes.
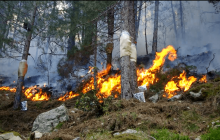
[0,1,220,85]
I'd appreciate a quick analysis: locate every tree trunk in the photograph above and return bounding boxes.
[106,7,114,68]
[130,2,137,95]
[152,1,159,53]
[179,1,184,42]
[13,5,37,110]
[121,1,133,99]
[145,2,148,55]
[93,22,97,90]
[135,1,143,42]
[171,1,178,41]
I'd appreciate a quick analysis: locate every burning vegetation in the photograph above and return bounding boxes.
[0,45,208,101]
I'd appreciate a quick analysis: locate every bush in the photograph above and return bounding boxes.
[201,128,220,140]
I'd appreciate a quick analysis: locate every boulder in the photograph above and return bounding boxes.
[0,133,22,140]
[32,104,69,133]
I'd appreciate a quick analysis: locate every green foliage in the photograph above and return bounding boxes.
[151,129,190,140]
[55,122,64,129]
[201,128,220,140]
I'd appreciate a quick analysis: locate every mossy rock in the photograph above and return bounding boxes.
[3,131,21,137]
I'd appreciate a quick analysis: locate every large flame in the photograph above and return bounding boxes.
[0,86,16,92]
[24,86,50,101]
[163,70,197,98]
[137,45,177,86]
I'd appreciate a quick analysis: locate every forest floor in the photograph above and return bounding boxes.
[0,78,220,140]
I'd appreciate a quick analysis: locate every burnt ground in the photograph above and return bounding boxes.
[0,80,220,140]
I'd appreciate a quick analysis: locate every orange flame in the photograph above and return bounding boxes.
[0,86,16,92]
[163,81,179,98]
[24,86,50,101]
[163,70,197,98]
[199,75,207,83]
[137,45,177,87]
[58,91,80,101]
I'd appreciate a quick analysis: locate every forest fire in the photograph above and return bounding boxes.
[0,45,208,101]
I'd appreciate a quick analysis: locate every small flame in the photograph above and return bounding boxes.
[44,83,46,87]
[0,86,16,92]
[199,75,207,83]
[24,86,50,101]
[88,66,94,74]
[58,91,80,101]
[163,81,179,98]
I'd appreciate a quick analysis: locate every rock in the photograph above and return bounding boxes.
[133,92,146,102]
[32,104,69,133]
[189,88,205,100]
[113,129,138,136]
[168,94,182,102]
[9,136,22,140]
[34,131,43,139]
[149,94,159,103]
[122,129,137,134]
[138,85,147,92]
[113,132,121,136]
[214,125,220,129]
[187,107,190,110]
[195,136,201,140]
[0,133,22,140]
[73,137,81,140]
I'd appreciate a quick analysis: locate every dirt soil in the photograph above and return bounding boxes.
[0,80,220,140]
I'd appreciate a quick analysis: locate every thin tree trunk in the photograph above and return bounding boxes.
[135,1,143,42]
[121,1,132,99]
[179,1,184,42]
[152,1,159,53]
[130,2,137,95]
[145,2,148,55]
[13,5,37,110]
[171,1,178,41]
[106,7,114,68]
[93,22,97,90]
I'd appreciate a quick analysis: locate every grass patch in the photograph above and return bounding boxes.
[185,123,199,132]
[150,129,190,140]
[55,122,64,129]
[201,128,220,140]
